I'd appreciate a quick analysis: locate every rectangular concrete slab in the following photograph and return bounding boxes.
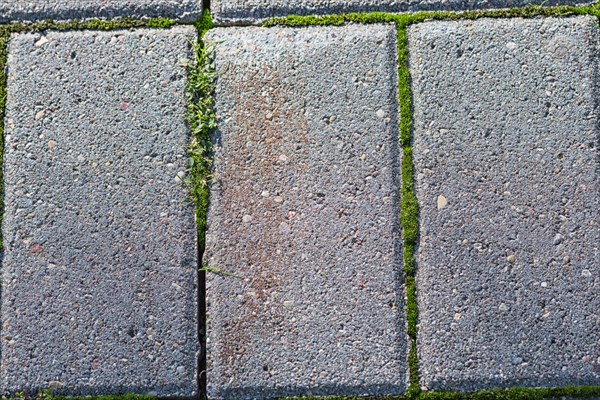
[204,24,406,399]
[212,0,591,25]
[1,27,199,395]
[409,17,600,391]
[0,0,201,23]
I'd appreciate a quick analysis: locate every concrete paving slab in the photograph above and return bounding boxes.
[204,24,406,399]
[0,0,202,23]
[409,17,600,392]
[212,0,592,25]
[1,27,199,395]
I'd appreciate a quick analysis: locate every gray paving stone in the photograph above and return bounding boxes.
[0,0,202,23]
[409,17,600,392]
[1,27,199,395]
[204,24,406,399]
[212,0,591,25]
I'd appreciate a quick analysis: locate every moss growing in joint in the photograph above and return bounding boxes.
[397,24,421,397]
[421,386,600,400]
[185,10,217,255]
[401,147,418,247]
[0,17,176,36]
[263,2,600,29]
[405,276,418,338]
[197,8,216,39]
[407,339,421,398]
[4,388,158,400]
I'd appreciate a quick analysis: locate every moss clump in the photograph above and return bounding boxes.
[196,8,216,39]
[405,276,418,338]
[0,17,176,35]
[397,25,421,396]
[6,389,157,400]
[185,9,217,255]
[263,3,600,28]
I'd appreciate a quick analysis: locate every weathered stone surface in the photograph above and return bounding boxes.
[410,17,600,391]
[212,0,591,25]
[1,27,199,395]
[204,25,406,399]
[0,0,202,23]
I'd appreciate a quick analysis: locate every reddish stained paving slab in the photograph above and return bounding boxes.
[203,25,407,399]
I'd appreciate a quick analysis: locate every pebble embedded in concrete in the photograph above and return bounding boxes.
[410,17,599,391]
[1,27,199,396]
[204,24,406,399]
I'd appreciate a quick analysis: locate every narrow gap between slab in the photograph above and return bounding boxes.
[198,257,207,398]
[0,29,11,387]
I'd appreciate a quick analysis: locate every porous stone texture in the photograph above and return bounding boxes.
[1,27,199,395]
[212,0,591,25]
[0,0,202,23]
[204,25,406,399]
[410,17,600,391]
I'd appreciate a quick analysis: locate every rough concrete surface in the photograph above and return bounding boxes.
[204,24,406,399]
[0,0,202,23]
[212,0,592,25]
[410,17,599,391]
[1,27,199,395]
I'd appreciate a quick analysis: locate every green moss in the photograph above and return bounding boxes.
[6,389,157,400]
[185,9,217,255]
[405,276,418,338]
[145,17,178,28]
[196,8,216,39]
[263,2,600,28]
[396,23,421,393]
[401,147,418,247]
[403,244,416,276]
[272,385,600,400]
[407,339,421,397]
[0,17,177,35]
[421,386,600,400]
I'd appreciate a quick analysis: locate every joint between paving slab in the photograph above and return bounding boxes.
[0,31,8,251]
[189,9,217,399]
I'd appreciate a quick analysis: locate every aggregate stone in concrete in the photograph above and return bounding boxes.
[212,0,591,25]
[0,0,202,23]
[409,17,600,392]
[204,24,406,399]
[1,27,199,395]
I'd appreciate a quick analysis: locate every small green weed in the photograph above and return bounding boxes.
[199,265,243,279]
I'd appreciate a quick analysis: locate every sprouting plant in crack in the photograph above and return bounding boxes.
[199,265,243,280]
[527,0,549,10]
